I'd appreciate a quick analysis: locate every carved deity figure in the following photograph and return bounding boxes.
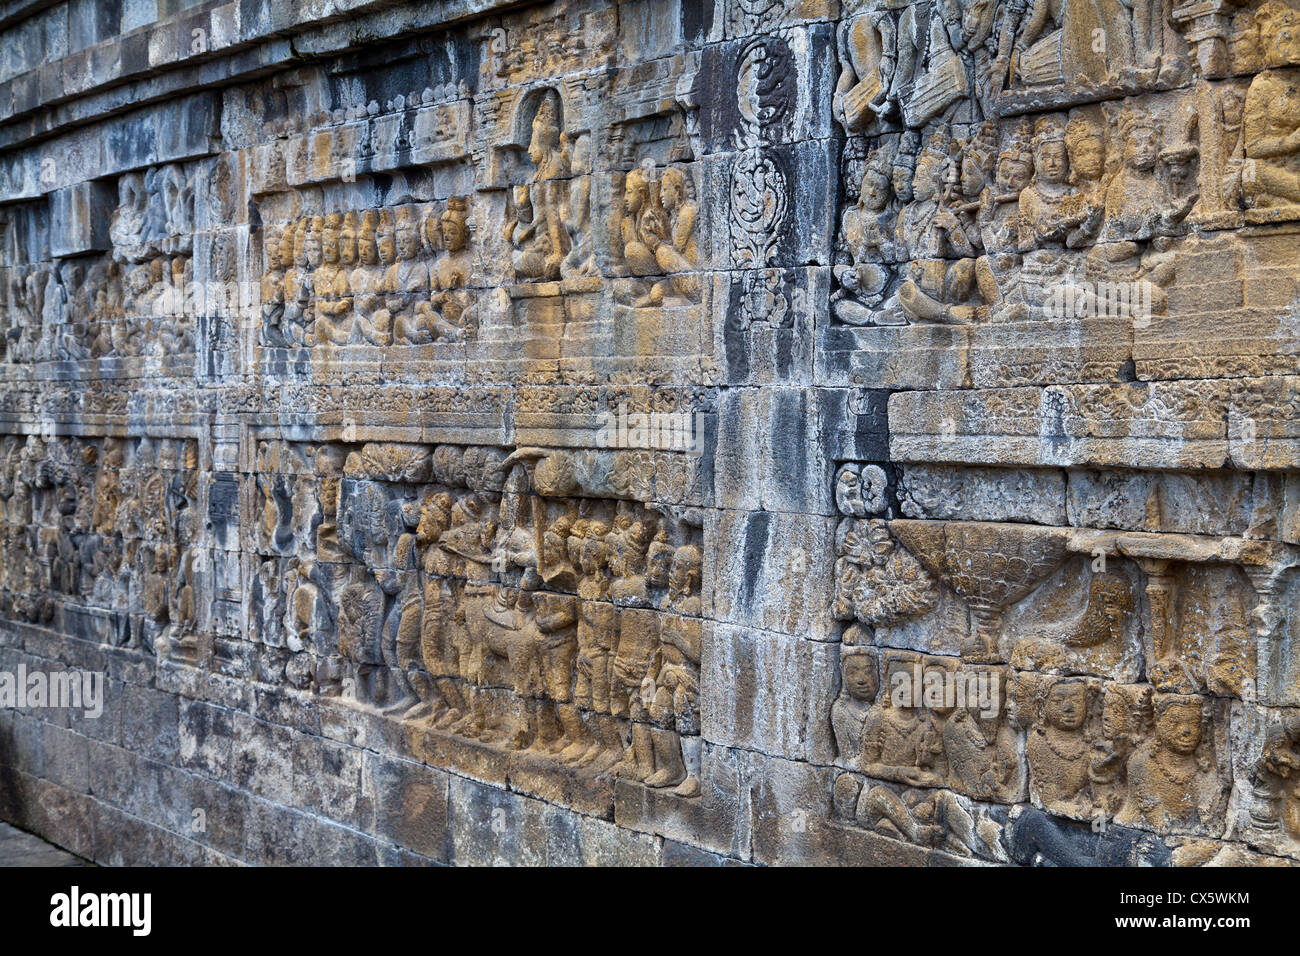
[313,214,355,346]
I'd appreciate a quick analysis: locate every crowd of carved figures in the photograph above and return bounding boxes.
[830,461,1300,862]
[251,440,704,796]
[257,83,701,352]
[832,0,1300,328]
[0,434,201,657]
[259,201,476,348]
[3,163,197,364]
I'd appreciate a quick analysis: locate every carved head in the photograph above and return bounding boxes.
[836,465,867,516]
[883,657,917,710]
[377,212,396,265]
[1045,681,1087,731]
[282,221,301,268]
[358,210,379,266]
[995,124,1034,192]
[1032,117,1068,185]
[668,544,701,599]
[623,169,649,216]
[912,146,946,202]
[339,212,358,266]
[1119,111,1160,172]
[841,647,878,703]
[1065,116,1105,184]
[321,214,342,264]
[395,211,419,260]
[646,532,673,588]
[858,163,891,211]
[440,198,469,252]
[660,167,688,212]
[892,134,918,203]
[1154,694,1203,755]
[541,514,573,567]
[303,219,323,268]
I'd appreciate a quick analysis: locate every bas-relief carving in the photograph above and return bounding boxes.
[246,438,705,797]
[3,163,197,366]
[6,0,1300,866]
[0,434,203,655]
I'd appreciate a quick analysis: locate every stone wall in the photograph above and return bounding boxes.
[0,0,1298,866]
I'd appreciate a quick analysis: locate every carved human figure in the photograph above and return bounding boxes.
[860,656,944,787]
[619,168,668,280]
[943,689,1023,802]
[667,544,701,616]
[1242,69,1300,211]
[832,646,879,761]
[1062,115,1107,247]
[643,167,700,306]
[568,600,619,767]
[834,0,893,131]
[388,209,431,345]
[1026,680,1092,814]
[1099,112,1197,245]
[832,153,897,325]
[561,133,598,279]
[1122,694,1219,829]
[313,213,355,346]
[644,614,702,796]
[506,185,561,281]
[425,198,473,341]
[896,137,978,324]
[1017,116,1086,250]
[1249,712,1300,840]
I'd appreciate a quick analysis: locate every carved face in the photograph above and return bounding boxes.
[378,234,396,264]
[646,541,673,588]
[836,466,866,516]
[358,233,378,265]
[661,172,683,211]
[1067,134,1104,182]
[1046,683,1086,731]
[528,98,561,168]
[541,530,566,568]
[1157,700,1202,755]
[960,154,987,197]
[996,156,1031,192]
[891,165,913,203]
[396,228,418,260]
[304,235,322,268]
[912,155,941,202]
[322,232,340,264]
[843,653,877,703]
[1035,141,1068,185]
[1126,127,1159,171]
[668,547,700,597]
[860,169,889,211]
[441,216,467,252]
[623,175,647,216]
[339,232,357,266]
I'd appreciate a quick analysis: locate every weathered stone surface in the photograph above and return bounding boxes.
[0,0,1298,869]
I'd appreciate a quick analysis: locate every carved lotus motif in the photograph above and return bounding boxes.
[890,521,1071,610]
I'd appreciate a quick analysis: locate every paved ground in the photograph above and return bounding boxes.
[0,821,91,866]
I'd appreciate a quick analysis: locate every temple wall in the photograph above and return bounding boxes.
[0,0,1298,865]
